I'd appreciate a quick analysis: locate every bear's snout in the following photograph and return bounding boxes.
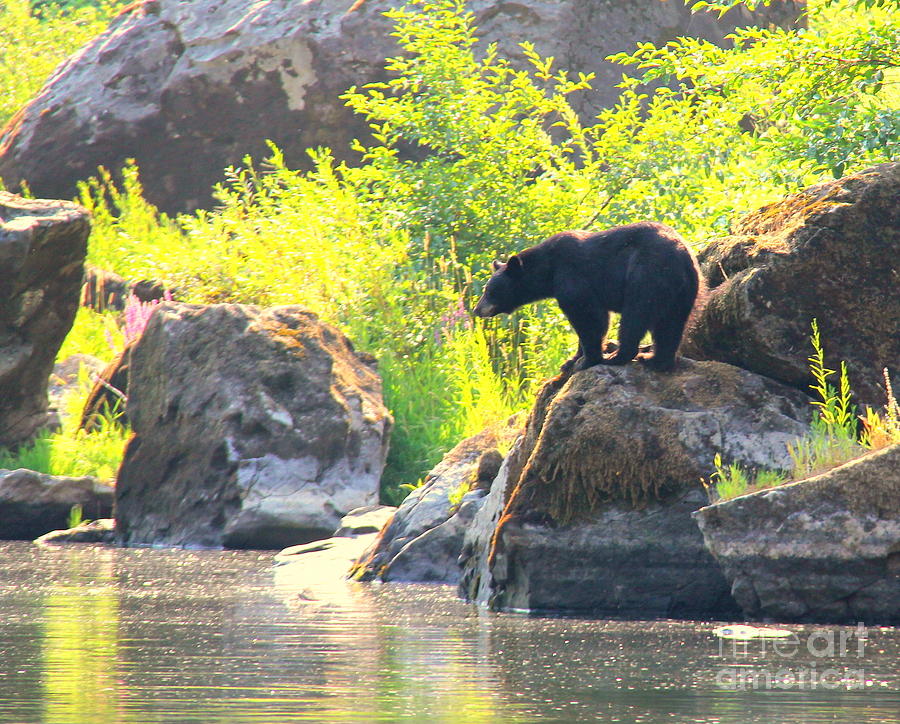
[473,298,499,317]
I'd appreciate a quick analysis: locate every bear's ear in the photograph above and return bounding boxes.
[506,254,523,276]
[492,259,504,272]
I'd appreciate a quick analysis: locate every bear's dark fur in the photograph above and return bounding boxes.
[473,222,700,371]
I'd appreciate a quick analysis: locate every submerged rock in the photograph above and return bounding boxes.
[459,360,811,617]
[350,418,520,584]
[683,163,900,407]
[694,444,900,624]
[115,303,391,549]
[0,193,89,446]
[0,469,113,540]
[35,518,116,544]
[332,504,397,537]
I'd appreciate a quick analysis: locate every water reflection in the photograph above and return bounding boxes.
[0,542,895,723]
[42,549,120,724]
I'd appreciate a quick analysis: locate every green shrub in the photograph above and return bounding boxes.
[0,365,128,482]
[56,306,124,362]
[0,0,122,127]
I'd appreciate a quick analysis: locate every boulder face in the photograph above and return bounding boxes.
[0,469,113,540]
[683,163,900,408]
[459,360,812,617]
[349,418,520,584]
[694,444,900,624]
[0,0,801,214]
[0,193,90,446]
[115,303,392,549]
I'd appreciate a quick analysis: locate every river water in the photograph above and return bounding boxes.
[0,540,896,723]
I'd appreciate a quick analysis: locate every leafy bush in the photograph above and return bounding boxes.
[0,0,121,127]
[621,0,900,180]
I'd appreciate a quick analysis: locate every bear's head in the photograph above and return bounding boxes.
[473,255,525,318]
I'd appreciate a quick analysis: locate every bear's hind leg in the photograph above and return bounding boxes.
[640,304,691,371]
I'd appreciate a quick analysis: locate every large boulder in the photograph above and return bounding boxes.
[684,163,900,408]
[694,444,900,624]
[349,417,520,584]
[0,469,113,540]
[115,303,392,549]
[0,0,800,214]
[459,360,812,617]
[0,193,89,446]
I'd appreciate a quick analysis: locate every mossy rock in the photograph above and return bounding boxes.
[684,162,900,408]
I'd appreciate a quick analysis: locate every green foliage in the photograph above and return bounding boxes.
[860,369,900,448]
[56,306,124,362]
[787,319,866,478]
[0,0,121,127]
[341,0,598,260]
[0,366,129,482]
[616,0,899,179]
[67,503,84,529]
[688,0,899,15]
[806,319,858,439]
[342,0,805,255]
[709,453,788,501]
[711,320,890,502]
[77,163,190,289]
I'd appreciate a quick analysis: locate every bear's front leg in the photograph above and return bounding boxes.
[560,353,582,374]
[599,300,649,366]
[560,304,609,371]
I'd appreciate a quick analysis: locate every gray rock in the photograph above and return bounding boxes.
[350,418,520,584]
[381,490,487,583]
[81,266,168,313]
[683,163,900,408]
[459,360,812,617]
[694,444,900,624]
[0,469,113,540]
[35,518,116,544]
[0,193,89,446]
[0,0,799,214]
[115,303,392,549]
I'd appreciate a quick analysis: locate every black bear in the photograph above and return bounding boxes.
[473,221,700,372]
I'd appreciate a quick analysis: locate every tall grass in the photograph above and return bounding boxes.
[710,320,895,502]
[0,366,128,482]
